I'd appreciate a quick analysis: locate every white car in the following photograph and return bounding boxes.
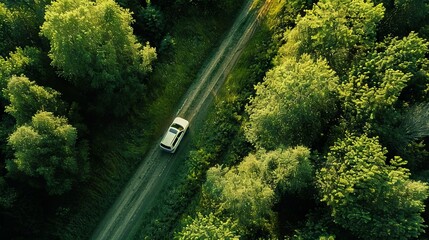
[160,117,189,153]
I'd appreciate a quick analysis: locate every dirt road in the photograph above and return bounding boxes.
[91,1,269,239]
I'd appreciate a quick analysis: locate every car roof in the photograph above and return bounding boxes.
[161,128,177,147]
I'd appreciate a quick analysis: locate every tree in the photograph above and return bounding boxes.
[278,0,384,74]
[317,134,429,239]
[292,209,336,240]
[4,76,65,125]
[0,3,13,55]
[175,213,239,240]
[245,55,338,150]
[375,102,429,171]
[204,162,275,235]
[0,48,44,154]
[375,0,429,37]
[134,2,165,42]
[339,32,429,130]
[202,146,313,237]
[0,47,41,93]
[340,69,410,129]
[257,146,313,194]
[0,1,50,54]
[40,0,157,116]
[7,111,89,195]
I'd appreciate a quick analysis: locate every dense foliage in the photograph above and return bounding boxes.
[8,111,89,195]
[318,134,428,239]
[176,146,314,238]
[176,213,240,239]
[5,76,65,125]
[245,55,338,149]
[278,0,384,74]
[40,0,157,116]
[340,33,429,129]
[176,0,429,239]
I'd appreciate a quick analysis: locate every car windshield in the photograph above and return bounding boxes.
[169,128,178,134]
[171,123,184,131]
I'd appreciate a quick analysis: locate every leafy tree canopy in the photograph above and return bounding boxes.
[202,146,313,237]
[245,55,338,149]
[41,0,156,88]
[317,134,429,239]
[360,101,429,175]
[339,32,429,129]
[0,47,41,93]
[375,0,429,37]
[7,111,89,195]
[204,161,275,235]
[175,213,239,240]
[251,146,313,194]
[0,1,50,54]
[41,0,157,116]
[134,2,165,42]
[278,0,384,74]
[5,76,65,125]
[0,3,13,55]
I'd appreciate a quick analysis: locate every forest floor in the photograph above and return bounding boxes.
[90,0,271,239]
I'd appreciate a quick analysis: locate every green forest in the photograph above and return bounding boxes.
[1,0,429,239]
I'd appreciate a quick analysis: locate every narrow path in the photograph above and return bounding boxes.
[91,1,270,239]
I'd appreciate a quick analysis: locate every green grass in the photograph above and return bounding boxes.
[143,13,242,135]
[49,4,245,240]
